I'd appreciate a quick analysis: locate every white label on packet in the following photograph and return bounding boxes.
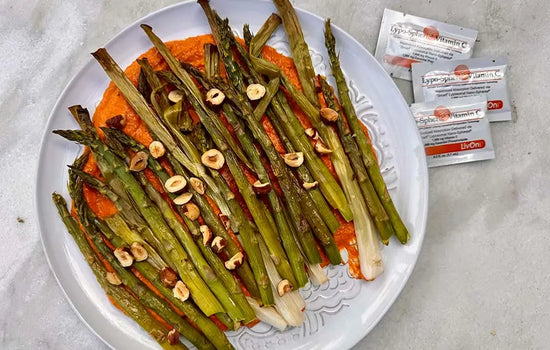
[374,8,477,81]
[410,96,495,167]
[411,57,511,122]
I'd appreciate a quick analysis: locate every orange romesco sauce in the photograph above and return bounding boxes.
[85,34,363,279]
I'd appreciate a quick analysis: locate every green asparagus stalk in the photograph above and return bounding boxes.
[249,13,282,57]
[95,213,235,349]
[273,0,318,107]
[194,7,341,265]
[54,129,225,315]
[103,127,264,303]
[319,76,395,244]
[155,66,297,288]
[133,170,247,322]
[52,193,187,350]
[324,19,409,244]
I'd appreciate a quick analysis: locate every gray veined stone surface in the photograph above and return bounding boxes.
[0,0,549,349]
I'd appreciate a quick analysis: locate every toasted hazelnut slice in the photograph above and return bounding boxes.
[184,203,200,221]
[189,177,206,195]
[173,192,193,206]
[302,181,319,190]
[164,175,187,193]
[173,281,190,302]
[314,141,333,154]
[167,329,180,345]
[129,151,148,172]
[283,152,304,167]
[200,225,213,245]
[159,267,178,288]
[106,272,122,286]
[253,180,272,194]
[105,114,126,129]
[211,236,227,253]
[225,252,244,270]
[201,149,225,169]
[219,214,231,231]
[168,90,184,103]
[320,107,339,122]
[148,141,166,159]
[246,83,266,100]
[114,247,134,267]
[130,242,148,262]
[277,279,293,296]
[206,88,225,106]
[304,128,316,138]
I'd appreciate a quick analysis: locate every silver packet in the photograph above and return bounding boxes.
[374,8,477,81]
[411,57,511,122]
[410,96,495,167]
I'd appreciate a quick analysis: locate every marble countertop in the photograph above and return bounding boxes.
[1,0,549,349]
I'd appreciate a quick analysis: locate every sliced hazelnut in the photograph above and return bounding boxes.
[225,252,244,270]
[130,242,148,262]
[106,272,122,286]
[159,267,178,288]
[277,279,293,296]
[167,329,180,345]
[173,192,193,206]
[168,90,184,103]
[129,151,148,172]
[304,128,316,138]
[211,236,227,253]
[189,177,205,195]
[320,107,339,122]
[314,141,332,154]
[200,225,213,246]
[302,181,319,190]
[164,175,187,193]
[253,180,272,194]
[105,114,127,129]
[283,152,304,167]
[201,149,225,170]
[173,281,190,302]
[184,203,200,221]
[148,141,166,159]
[206,88,225,106]
[246,83,266,100]
[114,247,134,267]
[219,214,231,231]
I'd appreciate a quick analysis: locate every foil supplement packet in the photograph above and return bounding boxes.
[412,57,511,122]
[410,96,495,167]
[375,8,478,81]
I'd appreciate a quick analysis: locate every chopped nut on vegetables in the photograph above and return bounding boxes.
[211,236,227,253]
[105,114,126,129]
[200,225,213,245]
[253,180,272,194]
[283,152,304,167]
[106,272,122,286]
[159,267,178,288]
[304,128,316,138]
[302,181,319,190]
[114,247,134,267]
[314,141,332,154]
[246,83,266,100]
[201,149,225,169]
[167,329,180,345]
[184,203,200,221]
[173,192,193,206]
[225,252,244,270]
[164,175,187,193]
[129,151,148,172]
[172,281,190,302]
[130,242,148,262]
[320,107,339,122]
[206,88,225,105]
[277,279,293,296]
[148,141,166,158]
[168,90,184,103]
[189,177,205,195]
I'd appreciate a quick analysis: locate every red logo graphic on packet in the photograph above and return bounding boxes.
[454,64,471,80]
[434,106,451,121]
[423,26,439,40]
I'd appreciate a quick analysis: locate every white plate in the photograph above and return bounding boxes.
[35,1,428,349]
